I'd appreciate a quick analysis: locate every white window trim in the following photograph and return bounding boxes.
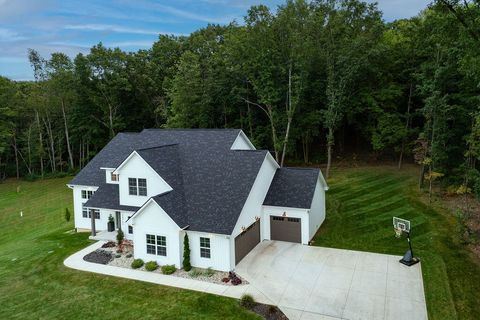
[199,237,211,259]
[146,234,167,257]
[129,178,147,196]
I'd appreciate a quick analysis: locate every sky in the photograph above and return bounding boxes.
[0,0,432,81]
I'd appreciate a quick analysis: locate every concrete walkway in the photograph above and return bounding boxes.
[64,241,272,304]
[235,241,428,320]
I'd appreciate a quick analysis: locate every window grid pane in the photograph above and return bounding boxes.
[157,246,167,256]
[146,234,156,244]
[200,248,211,258]
[129,178,137,195]
[138,179,147,196]
[146,245,156,254]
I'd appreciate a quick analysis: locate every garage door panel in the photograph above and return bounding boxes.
[235,220,260,264]
[270,216,301,243]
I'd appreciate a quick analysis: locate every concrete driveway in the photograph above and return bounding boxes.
[235,241,427,320]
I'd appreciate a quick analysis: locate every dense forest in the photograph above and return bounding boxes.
[0,0,479,199]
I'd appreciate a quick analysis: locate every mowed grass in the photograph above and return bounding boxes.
[0,177,259,320]
[313,166,480,320]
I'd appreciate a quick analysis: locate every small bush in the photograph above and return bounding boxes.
[231,276,242,286]
[161,264,177,275]
[116,229,124,245]
[205,267,215,277]
[116,249,122,254]
[131,259,144,269]
[268,305,277,314]
[65,208,71,222]
[126,253,133,258]
[240,294,255,309]
[221,277,230,283]
[145,261,158,271]
[189,268,203,278]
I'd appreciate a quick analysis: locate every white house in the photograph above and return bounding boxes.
[67,129,328,271]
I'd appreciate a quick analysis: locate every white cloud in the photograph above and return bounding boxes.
[64,24,164,35]
[0,28,27,42]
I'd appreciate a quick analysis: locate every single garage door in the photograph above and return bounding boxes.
[270,216,301,243]
[235,220,260,264]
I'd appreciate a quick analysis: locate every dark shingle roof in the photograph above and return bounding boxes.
[263,168,320,209]
[71,129,269,234]
[84,183,140,212]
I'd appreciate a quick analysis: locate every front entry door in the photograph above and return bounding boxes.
[115,211,121,230]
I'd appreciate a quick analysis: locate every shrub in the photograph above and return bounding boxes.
[131,259,144,269]
[240,294,255,309]
[205,267,215,277]
[221,277,230,283]
[145,261,158,271]
[116,229,124,245]
[108,214,114,223]
[189,268,203,278]
[231,276,242,286]
[64,208,71,222]
[126,253,133,258]
[183,233,191,271]
[115,254,121,258]
[268,305,277,314]
[161,264,177,275]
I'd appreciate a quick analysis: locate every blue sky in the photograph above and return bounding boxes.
[0,0,431,81]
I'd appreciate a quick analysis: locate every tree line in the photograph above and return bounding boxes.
[0,0,479,199]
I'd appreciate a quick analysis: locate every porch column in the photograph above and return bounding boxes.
[90,209,96,237]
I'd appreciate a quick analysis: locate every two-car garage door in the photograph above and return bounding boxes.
[270,216,302,243]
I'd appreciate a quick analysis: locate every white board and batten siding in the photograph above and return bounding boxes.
[132,200,182,267]
[115,152,172,207]
[308,178,326,240]
[132,200,232,271]
[229,152,278,268]
[187,231,231,272]
[71,185,99,230]
[230,130,256,150]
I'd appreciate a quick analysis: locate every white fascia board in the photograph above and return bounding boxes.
[129,198,181,230]
[100,167,116,170]
[262,204,310,212]
[318,170,329,191]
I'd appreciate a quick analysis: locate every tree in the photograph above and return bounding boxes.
[183,233,191,271]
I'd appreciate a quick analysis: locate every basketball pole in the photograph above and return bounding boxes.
[406,231,414,258]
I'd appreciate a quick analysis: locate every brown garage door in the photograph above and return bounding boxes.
[270,216,301,243]
[235,220,260,264]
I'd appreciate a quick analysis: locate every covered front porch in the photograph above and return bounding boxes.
[89,230,118,241]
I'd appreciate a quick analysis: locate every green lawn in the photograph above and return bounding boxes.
[1,168,479,319]
[313,166,480,320]
[0,177,260,320]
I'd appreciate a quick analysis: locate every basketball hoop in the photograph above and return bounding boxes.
[392,217,420,267]
[394,227,402,238]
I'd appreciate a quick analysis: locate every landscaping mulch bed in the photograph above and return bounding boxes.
[83,249,113,264]
[250,303,288,320]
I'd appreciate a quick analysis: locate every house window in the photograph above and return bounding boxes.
[129,178,147,196]
[146,234,156,254]
[138,178,147,196]
[128,225,133,234]
[81,190,94,199]
[156,235,167,256]
[82,204,88,218]
[129,178,137,195]
[111,172,119,181]
[86,209,100,219]
[146,234,167,256]
[200,237,211,258]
